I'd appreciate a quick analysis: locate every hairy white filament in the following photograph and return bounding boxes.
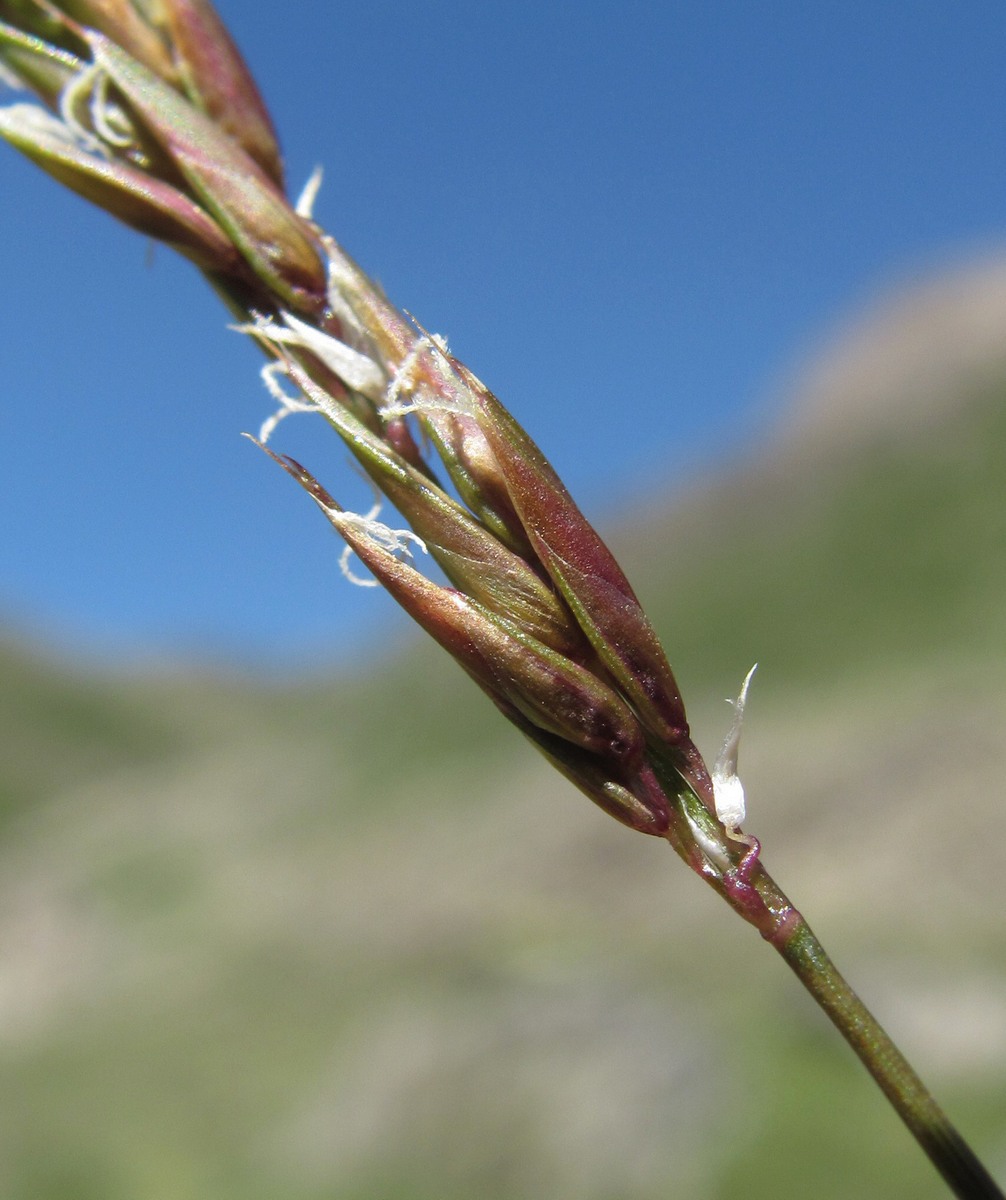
[382,334,474,425]
[255,362,317,443]
[382,335,431,412]
[329,503,428,588]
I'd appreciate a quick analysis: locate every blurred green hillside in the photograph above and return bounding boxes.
[2,259,1005,1199]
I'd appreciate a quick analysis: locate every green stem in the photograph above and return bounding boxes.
[741,852,1004,1200]
[663,777,1001,1197]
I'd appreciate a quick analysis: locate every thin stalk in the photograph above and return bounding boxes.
[743,855,1004,1200]
[664,777,1003,1198]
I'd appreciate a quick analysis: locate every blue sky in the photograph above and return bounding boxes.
[3,1,1006,673]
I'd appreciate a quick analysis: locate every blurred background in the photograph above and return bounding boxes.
[1,2,1005,1197]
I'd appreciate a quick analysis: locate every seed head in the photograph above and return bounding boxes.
[0,0,743,862]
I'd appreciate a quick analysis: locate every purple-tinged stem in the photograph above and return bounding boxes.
[655,770,1002,1198]
[737,851,1002,1200]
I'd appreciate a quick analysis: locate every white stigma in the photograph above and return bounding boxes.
[330,502,428,588]
[254,361,316,443]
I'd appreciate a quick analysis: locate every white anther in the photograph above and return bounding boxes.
[295,165,324,218]
[323,241,357,307]
[712,664,758,840]
[0,102,85,151]
[233,311,386,401]
[325,288,367,343]
[321,235,378,332]
[0,96,101,162]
